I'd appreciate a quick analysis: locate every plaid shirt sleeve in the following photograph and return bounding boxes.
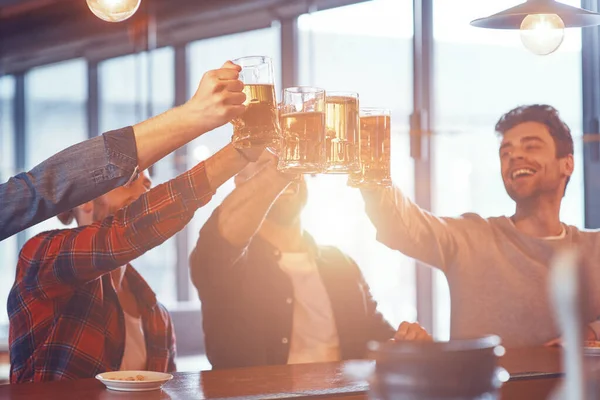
[19,162,214,301]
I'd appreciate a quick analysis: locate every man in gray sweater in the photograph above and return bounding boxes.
[361,104,600,347]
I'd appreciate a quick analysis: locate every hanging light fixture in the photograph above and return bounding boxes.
[87,0,142,23]
[470,0,600,55]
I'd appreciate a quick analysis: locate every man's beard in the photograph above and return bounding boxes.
[503,178,559,204]
[265,202,302,226]
[265,180,308,226]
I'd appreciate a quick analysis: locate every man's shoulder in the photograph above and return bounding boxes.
[455,212,494,222]
[316,244,347,257]
[19,227,84,260]
[452,213,509,230]
[568,225,600,241]
[315,245,358,270]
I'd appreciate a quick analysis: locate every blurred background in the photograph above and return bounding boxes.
[0,0,594,371]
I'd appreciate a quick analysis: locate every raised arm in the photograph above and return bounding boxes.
[17,143,250,301]
[133,60,245,171]
[0,61,244,241]
[361,186,470,273]
[0,129,136,241]
[190,155,292,290]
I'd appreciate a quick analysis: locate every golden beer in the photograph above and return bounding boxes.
[278,111,326,174]
[324,94,359,173]
[231,84,280,149]
[349,113,391,187]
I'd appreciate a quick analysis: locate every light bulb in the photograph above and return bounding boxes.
[519,14,565,56]
[86,0,141,23]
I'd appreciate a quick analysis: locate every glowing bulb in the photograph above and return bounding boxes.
[86,0,141,23]
[519,14,565,56]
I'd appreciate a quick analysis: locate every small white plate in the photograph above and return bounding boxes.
[584,341,600,356]
[95,370,173,392]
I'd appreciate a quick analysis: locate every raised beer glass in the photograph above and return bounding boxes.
[324,92,360,173]
[348,108,392,187]
[278,87,326,174]
[231,56,280,149]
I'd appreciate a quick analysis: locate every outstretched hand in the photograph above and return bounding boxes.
[186,60,246,133]
[392,321,433,342]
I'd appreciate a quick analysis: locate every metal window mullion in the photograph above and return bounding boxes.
[14,72,27,250]
[87,61,99,139]
[582,0,600,228]
[174,44,190,302]
[412,0,435,335]
[280,16,299,91]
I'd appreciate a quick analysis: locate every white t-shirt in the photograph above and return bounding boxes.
[278,252,341,364]
[119,311,147,371]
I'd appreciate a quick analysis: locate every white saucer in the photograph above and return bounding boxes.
[584,341,600,356]
[95,370,173,392]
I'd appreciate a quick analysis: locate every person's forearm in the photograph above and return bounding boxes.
[218,164,292,247]
[203,144,252,192]
[20,161,214,300]
[361,186,461,272]
[0,129,137,241]
[133,105,213,171]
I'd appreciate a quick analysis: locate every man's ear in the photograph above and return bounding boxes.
[79,201,94,215]
[562,154,574,178]
[75,201,95,226]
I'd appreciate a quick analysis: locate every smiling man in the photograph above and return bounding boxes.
[190,152,431,370]
[360,104,600,347]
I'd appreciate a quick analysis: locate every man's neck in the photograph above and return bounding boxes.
[512,196,563,238]
[258,218,305,253]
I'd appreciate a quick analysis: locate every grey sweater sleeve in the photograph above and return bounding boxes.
[361,186,466,273]
[0,127,138,241]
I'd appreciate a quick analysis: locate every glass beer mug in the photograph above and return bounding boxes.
[348,108,392,187]
[278,87,326,174]
[231,56,280,149]
[324,92,360,173]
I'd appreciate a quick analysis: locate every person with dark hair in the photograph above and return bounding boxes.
[0,61,246,241]
[360,104,600,347]
[190,151,431,370]
[7,61,265,383]
[495,104,574,196]
[8,139,259,383]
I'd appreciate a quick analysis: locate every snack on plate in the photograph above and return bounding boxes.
[584,341,600,348]
[113,375,146,381]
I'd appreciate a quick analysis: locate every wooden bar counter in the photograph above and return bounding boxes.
[0,347,564,400]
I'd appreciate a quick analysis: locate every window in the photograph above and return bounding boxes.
[186,26,282,301]
[0,76,15,181]
[432,0,584,339]
[99,47,178,304]
[298,0,416,329]
[0,76,16,330]
[24,59,88,239]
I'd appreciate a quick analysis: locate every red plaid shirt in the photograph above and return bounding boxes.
[8,162,214,383]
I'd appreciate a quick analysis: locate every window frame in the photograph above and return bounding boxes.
[2,0,595,353]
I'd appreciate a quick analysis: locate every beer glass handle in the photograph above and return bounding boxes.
[266,102,283,157]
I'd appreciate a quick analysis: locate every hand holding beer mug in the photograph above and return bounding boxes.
[186,61,246,133]
[348,108,392,187]
[278,87,326,174]
[324,92,360,173]
[231,56,280,149]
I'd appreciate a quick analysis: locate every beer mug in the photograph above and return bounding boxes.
[348,108,392,187]
[278,87,326,174]
[324,92,360,173]
[231,56,280,149]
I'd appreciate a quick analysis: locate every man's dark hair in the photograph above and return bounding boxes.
[495,104,574,195]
